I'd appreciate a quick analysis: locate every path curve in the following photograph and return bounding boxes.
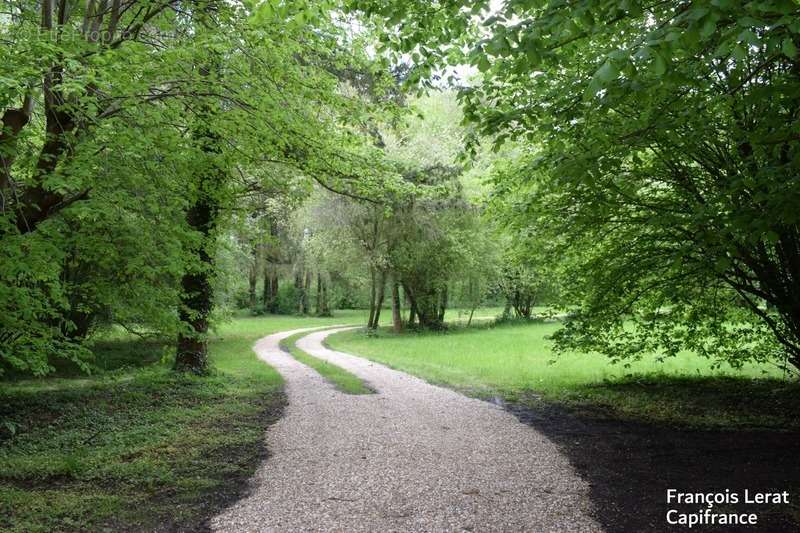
[211,327,601,532]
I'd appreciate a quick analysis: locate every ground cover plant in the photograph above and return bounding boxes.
[0,313,361,532]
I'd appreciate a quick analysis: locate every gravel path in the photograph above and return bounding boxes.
[211,327,601,532]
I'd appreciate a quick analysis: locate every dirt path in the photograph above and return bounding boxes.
[210,327,600,532]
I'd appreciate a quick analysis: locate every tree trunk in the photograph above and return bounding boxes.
[391,275,402,333]
[302,270,312,314]
[263,220,279,312]
[261,257,272,311]
[175,51,222,374]
[315,273,322,315]
[404,283,417,326]
[372,270,386,329]
[175,196,216,374]
[14,0,84,234]
[438,284,448,323]
[13,75,79,234]
[248,246,258,311]
[294,267,304,314]
[367,267,376,328]
[503,298,512,319]
[320,275,330,316]
[0,94,34,197]
[270,272,279,311]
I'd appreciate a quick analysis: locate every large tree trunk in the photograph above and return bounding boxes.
[13,72,80,234]
[175,196,217,373]
[391,275,402,333]
[0,94,34,198]
[175,53,222,374]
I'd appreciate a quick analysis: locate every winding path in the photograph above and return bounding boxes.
[211,327,600,532]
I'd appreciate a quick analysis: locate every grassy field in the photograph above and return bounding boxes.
[326,320,800,429]
[0,311,364,533]
[280,331,373,394]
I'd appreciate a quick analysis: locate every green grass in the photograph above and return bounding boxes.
[326,321,800,430]
[279,331,373,395]
[0,311,364,533]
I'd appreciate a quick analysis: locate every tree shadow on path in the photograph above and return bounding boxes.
[501,400,800,532]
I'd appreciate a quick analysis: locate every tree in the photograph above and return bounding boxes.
[496,255,553,321]
[0,0,194,374]
[0,0,402,375]
[1,0,181,235]
[299,90,500,330]
[175,23,224,373]
[357,0,800,372]
[387,168,483,329]
[301,191,391,324]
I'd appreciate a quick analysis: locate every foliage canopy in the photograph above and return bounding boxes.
[354,0,800,372]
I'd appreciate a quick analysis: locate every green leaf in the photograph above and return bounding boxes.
[738,29,760,47]
[688,7,709,21]
[595,60,619,82]
[583,78,601,99]
[714,256,731,273]
[765,231,780,244]
[782,37,798,58]
[651,51,667,76]
[700,18,717,39]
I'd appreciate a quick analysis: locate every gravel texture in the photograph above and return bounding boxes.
[211,327,601,532]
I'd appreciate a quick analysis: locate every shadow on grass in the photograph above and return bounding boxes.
[504,376,800,532]
[562,375,800,430]
[87,338,171,373]
[1,366,284,532]
[3,338,172,380]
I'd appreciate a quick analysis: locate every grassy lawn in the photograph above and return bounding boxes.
[280,331,373,395]
[326,321,800,430]
[0,312,363,533]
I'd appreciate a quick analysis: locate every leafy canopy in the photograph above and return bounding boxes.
[353,0,800,372]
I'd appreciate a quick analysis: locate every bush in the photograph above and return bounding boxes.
[274,284,302,315]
